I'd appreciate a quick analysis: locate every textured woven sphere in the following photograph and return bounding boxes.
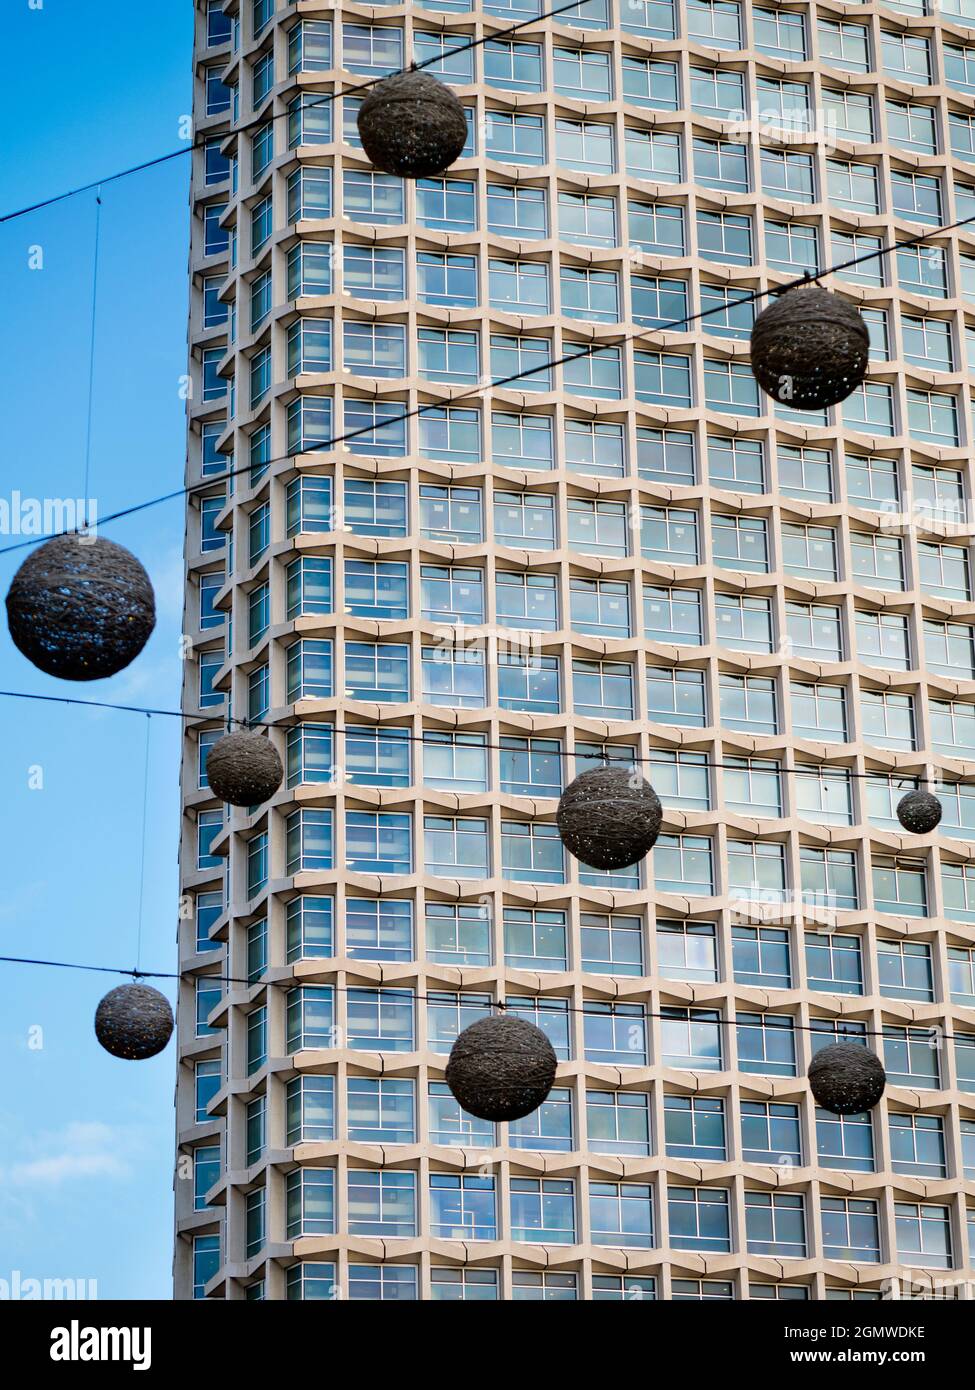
[357,70,468,179]
[94,983,174,1061]
[5,534,156,681]
[808,1042,886,1115]
[205,730,283,807]
[557,765,662,870]
[897,789,942,834]
[446,1015,558,1122]
[750,287,869,409]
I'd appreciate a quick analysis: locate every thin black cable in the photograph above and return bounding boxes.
[0,0,603,227]
[0,952,971,1041]
[0,149,188,226]
[1,202,973,563]
[0,688,959,786]
[82,190,102,519]
[134,713,152,972]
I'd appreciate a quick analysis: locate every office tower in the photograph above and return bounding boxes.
[177,0,975,1299]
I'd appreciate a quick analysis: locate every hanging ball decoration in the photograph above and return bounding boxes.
[5,534,156,681]
[94,983,174,1061]
[896,789,942,835]
[357,69,469,179]
[446,1015,558,1122]
[556,764,662,871]
[749,286,869,410]
[808,1042,886,1116]
[205,730,284,807]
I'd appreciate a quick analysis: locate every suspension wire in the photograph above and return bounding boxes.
[82,190,102,523]
[0,0,619,226]
[134,713,153,972]
[0,688,960,786]
[2,200,974,563]
[0,951,970,1041]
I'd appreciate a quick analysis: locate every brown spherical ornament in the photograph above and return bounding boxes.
[750,286,869,410]
[205,730,283,807]
[95,983,174,1060]
[357,69,468,179]
[556,764,662,871]
[446,1015,558,1122]
[808,1042,886,1115]
[896,789,942,834]
[5,534,156,681]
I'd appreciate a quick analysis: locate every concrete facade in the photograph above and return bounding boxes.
[176,0,975,1299]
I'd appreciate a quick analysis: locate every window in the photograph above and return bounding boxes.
[347,1170,416,1238]
[712,597,773,656]
[623,56,678,110]
[509,1088,573,1153]
[586,1090,651,1156]
[884,1026,941,1089]
[561,267,620,325]
[665,1095,726,1161]
[821,1197,881,1262]
[421,565,485,627]
[630,201,685,256]
[668,1186,731,1253]
[640,506,698,565]
[817,1108,874,1173]
[287,897,334,963]
[745,1192,806,1258]
[733,926,791,989]
[502,820,563,884]
[573,658,634,719]
[584,1002,647,1065]
[504,908,567,971]
[791,681,847,744]
[712,514,769,573]
[742,1101,801,1165]
[756,8,806,60]
[656,750,710,812]
[488,182,546,238]
[801,847,859,912]
[890,1114,946,1179]
[484,39,542,91]
[511,1272,577,1301]
[657,919,717,983]
[626,128,681,182]
[644,585,702,646]
[828,160,879,215]
[736,1011,796,1077]
[510,1178,575,1244]
[590,1182,654,1249]
[581,913,644,976]
[704,358,759,416]
[423,815,488,879]
[430,1175,497,1241]
[697,209,751,265]
[346,1264,417,1301]
[896,1204,952,1270]
[638,428,695,485]
[662,1007,722,1070]
[873,858,928,918]
[559,192,618,249]
[345,810,412,875]
[428,1078,495,1147]
[346,898,413,961]
[695,138,748,194]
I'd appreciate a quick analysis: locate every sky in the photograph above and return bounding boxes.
[0,2,195,1299]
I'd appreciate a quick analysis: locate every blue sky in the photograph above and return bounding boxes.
[0,3,194,1298]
